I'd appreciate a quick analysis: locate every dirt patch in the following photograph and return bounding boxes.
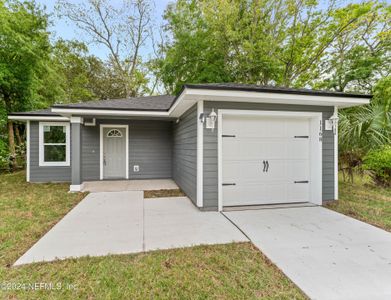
[144,189,186,198]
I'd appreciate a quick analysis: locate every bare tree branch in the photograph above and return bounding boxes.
[56,0,154,97]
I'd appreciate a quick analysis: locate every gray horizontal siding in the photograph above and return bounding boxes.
[29,121,71,182]
[129,121,172,179]
[81,124,99,181]
[173,104,197,204]
[203,101,335,210]
[81,119,173,181]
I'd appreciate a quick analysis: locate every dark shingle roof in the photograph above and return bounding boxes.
[9,83,371,117]
[52,95,176,111]
[9,109,61,116]
[183,83,372,98]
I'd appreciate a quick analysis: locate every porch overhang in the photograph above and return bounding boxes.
[8,115,69,121]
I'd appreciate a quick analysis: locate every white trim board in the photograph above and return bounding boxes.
[38,122,71,167]
[169,88,371,118]
[69,183,84,192]
[26,121,30,182]
[8,116,69,121]
[334,106,339,200]
[196,100,204,207]
[52,108,169,117]
[99,124,129,180]
[70,116,83,124]
[217,109,323,211]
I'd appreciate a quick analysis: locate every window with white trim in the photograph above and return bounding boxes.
[39,122,70,166]
[106,129,122,137]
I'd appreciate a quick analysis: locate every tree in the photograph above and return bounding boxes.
[51,40,96,103]
[56,0,154,97]
[314,1,391,93]
[156,0,373,94]
[49,39,130,103]
[0,0,51,170]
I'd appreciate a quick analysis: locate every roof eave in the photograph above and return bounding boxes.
[183,84,372,99]
[51,107,171,117]
[168,87,371,118]
[8,115,69,121]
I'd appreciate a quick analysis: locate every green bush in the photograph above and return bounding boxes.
[363,146,391,187]
[0,138,9,171]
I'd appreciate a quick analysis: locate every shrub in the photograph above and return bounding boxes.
[0,138,9,171]
[363,146,391,187]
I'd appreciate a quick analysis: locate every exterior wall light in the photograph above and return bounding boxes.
[209,109,217,123]
[325,110,339,135]
[199,109,217,131]
[199,113,206,123]
[206,109,217,131]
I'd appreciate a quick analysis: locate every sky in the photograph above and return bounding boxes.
[35,0,388,60]
[35,0,172,59]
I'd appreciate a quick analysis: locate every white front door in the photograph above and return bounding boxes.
[222,114,312,206]
[102,127,127,179]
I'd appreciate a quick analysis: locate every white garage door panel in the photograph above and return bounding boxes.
[223,139,309,160]
[286,160,310,181]
[223,183,288,206]
[223,161,268,183]
[287,183,310,202]
[222,139,285,159]
[289,140,310,159]
[222,114,312,206]
[223,160,309,183]
[286,119,310,136]
[223,116,286,138]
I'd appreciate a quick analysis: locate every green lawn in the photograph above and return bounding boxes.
[325,176,391,232]
[0,171,305,299]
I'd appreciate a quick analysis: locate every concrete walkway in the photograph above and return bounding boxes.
[224,206,391,300]
[14,193,247,265]
[82,179,179,192]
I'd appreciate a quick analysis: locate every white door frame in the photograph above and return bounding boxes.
[100,124,129,180]
[217,109,323,211]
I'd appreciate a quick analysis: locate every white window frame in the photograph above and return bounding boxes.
[106,129,123,138]
[39,122,70,167]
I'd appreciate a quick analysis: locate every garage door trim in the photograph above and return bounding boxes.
[217,109,323,211]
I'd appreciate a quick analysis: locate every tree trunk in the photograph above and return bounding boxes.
[8,120,17,171]
[15,124,22,145]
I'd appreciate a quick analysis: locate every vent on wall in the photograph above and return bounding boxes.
[84,118,96,126]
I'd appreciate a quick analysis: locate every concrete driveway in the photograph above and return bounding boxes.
[14,192,247,265]
[224,206,391,300]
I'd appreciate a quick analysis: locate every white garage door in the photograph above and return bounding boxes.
[222,114,312,206]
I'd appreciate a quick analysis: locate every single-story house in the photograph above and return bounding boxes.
[8,83,371,211]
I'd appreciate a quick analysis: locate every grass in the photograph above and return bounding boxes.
[0,171,306,299]
[0,171,87,267]
[325,175,391,232]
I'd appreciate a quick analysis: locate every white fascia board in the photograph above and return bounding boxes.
[334,106,339,200]
[181,89,370,108]
[70,116,83,123]
[52,107,169,117]
[8,115,69,121]
[196,100,204,207]
[26,121,30,182]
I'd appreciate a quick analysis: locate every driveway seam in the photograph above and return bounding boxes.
[220,212,251,241]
